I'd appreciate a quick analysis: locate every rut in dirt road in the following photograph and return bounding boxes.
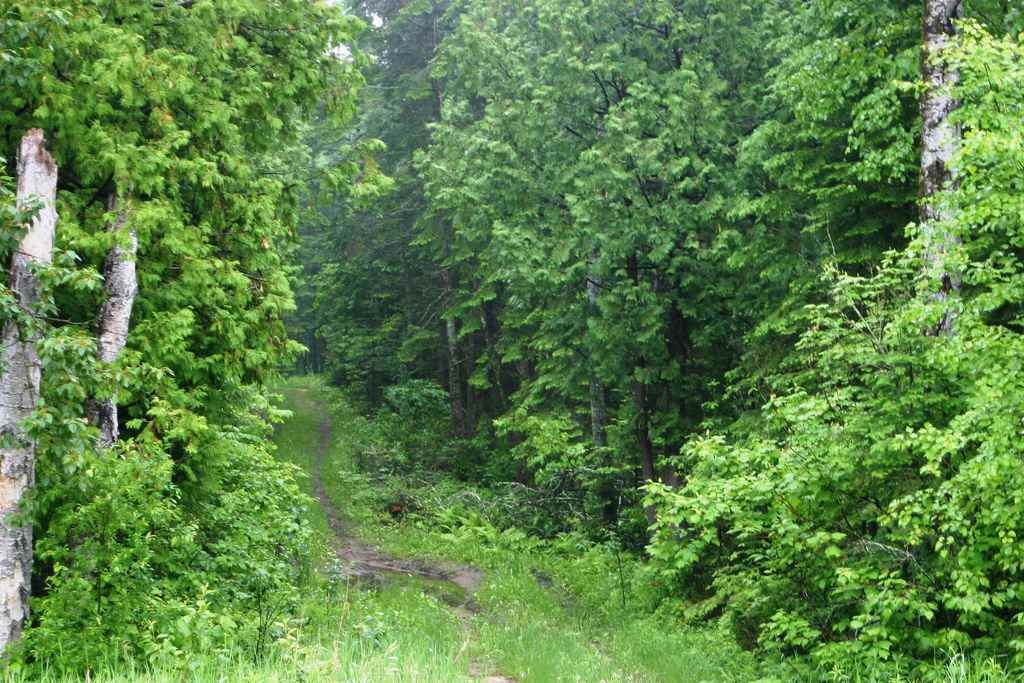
[311,416,483,595]
[308,405,514,683]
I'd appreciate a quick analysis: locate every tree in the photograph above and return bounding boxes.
[300,0,468,413]
[422,0,785,533]
[646,5,1024,669]
[920,0,963,333]
[0,0,366,670]
[0,129,56,650]
[89,193,136,446]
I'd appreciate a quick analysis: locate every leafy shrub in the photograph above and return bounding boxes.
[24,388,314,675]
[369,380,454,471]
[648,27,1024,672]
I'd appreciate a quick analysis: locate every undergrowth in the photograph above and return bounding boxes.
[14,375,1015,682]
[302,374,1021,683]
[291,375,776,682]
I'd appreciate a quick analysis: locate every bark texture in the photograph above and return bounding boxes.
[588,261,619,523]
[446,315,466,435]
[442,264,466,436]
[90,194,138,447]
[626,253,657,527]
[586,260,608,449]
[633,377,658,528]
[0,130,57,650]
[921,0,963,334]
[588,374,608,449]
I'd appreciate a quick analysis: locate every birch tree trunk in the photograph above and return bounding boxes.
[90,194,138,447]
[0,129,57,650]
[921,0,963,334]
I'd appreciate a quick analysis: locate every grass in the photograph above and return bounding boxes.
[12,579,469,683]
[285,376,1024,683]
[14,375,1019,682]
[271,378,334,541]
[296,375,773,682]
[10,377,473,683]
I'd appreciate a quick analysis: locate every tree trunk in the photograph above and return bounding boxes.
[90,193,137,447]
[589,261,622,524]
[442,266,465,436]
[481,300,507,410]
[921,0,963,334]
[632,376,657,528]
[627,253,657,527]
[586,258,608,449]
[446,315,466,436]
[0,130,57,650]
[588,376,608,449]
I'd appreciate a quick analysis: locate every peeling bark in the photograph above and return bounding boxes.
[0,130,57,650]
[921,0,963,334]
[90,194,138,447]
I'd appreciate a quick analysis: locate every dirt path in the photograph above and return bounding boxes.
[310,408,513,683]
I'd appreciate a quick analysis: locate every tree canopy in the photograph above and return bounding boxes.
[296,0,1024,673]
[3,0,1024,677]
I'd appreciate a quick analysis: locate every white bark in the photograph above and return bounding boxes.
[921,0,963,334]
[0,129,57,650]
[91,194,137,447]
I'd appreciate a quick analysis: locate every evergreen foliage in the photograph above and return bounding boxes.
[0,0,364,673]
[3,0,1024,676]
[296,0,1024,674]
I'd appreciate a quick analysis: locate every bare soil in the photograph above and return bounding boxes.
[311,412,514,683]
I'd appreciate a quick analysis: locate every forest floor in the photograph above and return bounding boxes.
[271,377,775,682]
[272,379,1017,683]
[305,386,514,683]
[19,377,1003,681]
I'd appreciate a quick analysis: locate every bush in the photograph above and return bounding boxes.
[23,387,314,675]
[363,379,472,475]
[647,28,1024,673]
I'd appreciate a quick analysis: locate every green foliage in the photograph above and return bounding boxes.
[375,379,453,469]
[415,0,793,535]
[0,0,367,675]
[27,397,315,673]
[292,0,459,400]
[648,24,1024,673]
[285,378,782,683]
[243,0,1024,677]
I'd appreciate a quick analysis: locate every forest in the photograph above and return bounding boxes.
[2,0,1024,681]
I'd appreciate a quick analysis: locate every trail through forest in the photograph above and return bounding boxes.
[304,389,515,683]
[277,379,801,681]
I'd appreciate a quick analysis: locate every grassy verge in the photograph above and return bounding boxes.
[291,376,1023,683]
[19,376,1013,682]
[297,375,774,682]
[14,377,470,683]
